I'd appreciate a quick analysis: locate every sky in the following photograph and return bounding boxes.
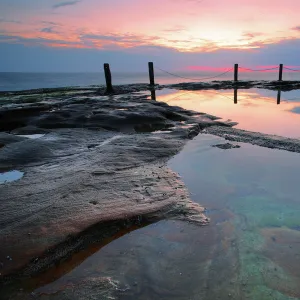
[1,0,300,72]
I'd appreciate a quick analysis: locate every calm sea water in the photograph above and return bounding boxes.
[1,71,300,91]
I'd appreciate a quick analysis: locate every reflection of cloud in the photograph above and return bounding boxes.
[53,1,80,9]
[241,102,258,107]
[291,107,300,114]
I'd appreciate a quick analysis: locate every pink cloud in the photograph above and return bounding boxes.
[186,66,231,72]
[1,0,300,53]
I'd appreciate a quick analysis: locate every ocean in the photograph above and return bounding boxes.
[1,71,300,92]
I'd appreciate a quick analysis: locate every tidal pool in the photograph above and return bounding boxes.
[25,133,300,300]
[153,88,300,139]
[4,88,300,299]
[0,170,24,184]
[16,134,45,139]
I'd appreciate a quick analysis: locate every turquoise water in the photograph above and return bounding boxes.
[31,134,300,300]
[169,135,300,299]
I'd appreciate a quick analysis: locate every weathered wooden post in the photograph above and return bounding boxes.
[151,89,156,100]
[277,89,281,105]
[234,88,238,104]
[148,62,155,86]
[234,64,239,82]
[279,64,283,81]
[104,63,113,93]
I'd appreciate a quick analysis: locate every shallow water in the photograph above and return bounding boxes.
[0,170,24,184]
[169,134,300,299]
[27,134,300,300]
[154,88,300,139]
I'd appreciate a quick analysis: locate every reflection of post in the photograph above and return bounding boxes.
[277,89,281,105]
[151,89,156,100]
[234,88,238,104]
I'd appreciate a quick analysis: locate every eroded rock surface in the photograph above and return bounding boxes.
[1,87,299,299]
[6,277,119,300]
[0,92,232,285]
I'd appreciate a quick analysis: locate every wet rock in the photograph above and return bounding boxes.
[205,126,300,153]
[0,93,224,280]
[0,133,27,146]
[11,126,50,135]
[35,276,119,300]
[212,143,241,150]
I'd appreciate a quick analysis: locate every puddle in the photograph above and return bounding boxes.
[17,134,45,139]
[151,130,173,134]
[0,170,24,184]
[15,134,59,141]
[151,88,300,139]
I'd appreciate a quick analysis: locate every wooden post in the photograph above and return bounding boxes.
[234,88,238,104]
[234,64,239,82]
[104,63,113,93]
[279,64,283,81]
[277,89,281,105]
[151,89,156,100]
[148,62,155,85]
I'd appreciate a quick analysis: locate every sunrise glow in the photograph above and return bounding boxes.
[1,0,300,51]
[1,0,300,71]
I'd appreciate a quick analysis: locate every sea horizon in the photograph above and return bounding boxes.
[1,70,300,92]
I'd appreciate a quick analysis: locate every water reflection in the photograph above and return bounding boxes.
[234,88,238,104]
[277,89,281,105]
[150,89,156,100]
[151,88,300,139]
[168,135,300,300]
[0,170,24,184]
[27,135,300,300]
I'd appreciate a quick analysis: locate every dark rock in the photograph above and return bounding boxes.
[212,143,241,150]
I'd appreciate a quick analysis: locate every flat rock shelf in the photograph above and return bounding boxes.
[1,85,300,300]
